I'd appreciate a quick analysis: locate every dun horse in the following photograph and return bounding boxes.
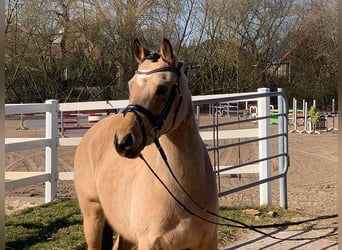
[74,38,218,249]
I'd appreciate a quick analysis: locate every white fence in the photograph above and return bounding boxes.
[5,88,289,207]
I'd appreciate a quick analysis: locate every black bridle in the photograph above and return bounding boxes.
[122,62,183,147]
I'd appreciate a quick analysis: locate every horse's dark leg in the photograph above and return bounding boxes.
[113,234,134,250]
[101,220,114,250]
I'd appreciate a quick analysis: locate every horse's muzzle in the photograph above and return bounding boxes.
[114,133,141,159]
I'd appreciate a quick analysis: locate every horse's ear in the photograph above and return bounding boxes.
[133,38,149,64]
[160,38,175,65]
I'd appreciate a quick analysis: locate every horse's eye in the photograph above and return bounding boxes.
[156,85,169,96]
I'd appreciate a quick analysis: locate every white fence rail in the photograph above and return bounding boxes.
[5,88,289,207]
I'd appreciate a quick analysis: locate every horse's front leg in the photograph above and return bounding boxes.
[113,234,134,250]
[198,234,217,250]
[82,201,106,250]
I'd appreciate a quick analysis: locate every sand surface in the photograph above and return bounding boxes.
[5,114,338,248]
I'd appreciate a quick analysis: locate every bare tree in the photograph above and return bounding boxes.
[287,0,338,108]
[4,0,337,106]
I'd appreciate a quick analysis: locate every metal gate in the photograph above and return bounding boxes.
[193,88,289,208]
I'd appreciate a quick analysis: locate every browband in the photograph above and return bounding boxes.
[135,62,183,78]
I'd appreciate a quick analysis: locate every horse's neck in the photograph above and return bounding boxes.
[160,110,207,176]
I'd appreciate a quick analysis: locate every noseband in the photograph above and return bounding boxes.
[122,62,183,147]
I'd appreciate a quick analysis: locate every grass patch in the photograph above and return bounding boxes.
[6,199,85,249]
[6,199,307,249]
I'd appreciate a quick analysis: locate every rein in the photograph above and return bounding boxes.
[139,139,337,242]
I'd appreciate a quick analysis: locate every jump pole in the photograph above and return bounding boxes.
[16,103,28,130]
[195,105,200,126]
[332,99,335,113]
[300,101,309,134]
[328,99,338,132]
[290,98,299,133]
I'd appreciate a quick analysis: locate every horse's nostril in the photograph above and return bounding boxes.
[115,133,133,154]
[121,133,134,148]
[114,133,140,158]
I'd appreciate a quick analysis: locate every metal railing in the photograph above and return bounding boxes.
[193,88,289,208]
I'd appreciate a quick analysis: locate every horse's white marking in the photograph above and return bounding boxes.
[136,74,150,86]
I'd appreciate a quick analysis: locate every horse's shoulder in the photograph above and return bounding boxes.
[87,114,122,134]
[78,114,123,148]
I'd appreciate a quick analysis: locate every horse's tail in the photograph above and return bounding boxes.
[101,220,114,250]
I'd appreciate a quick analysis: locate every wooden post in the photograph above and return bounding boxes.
[45,100,58,202]
[257,88,272,205]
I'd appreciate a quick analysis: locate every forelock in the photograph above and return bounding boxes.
[144,52,160,62]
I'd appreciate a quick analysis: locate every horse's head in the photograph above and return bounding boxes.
[114,38,191,158]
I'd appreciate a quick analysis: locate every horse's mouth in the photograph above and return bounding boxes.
[118,148,141,159]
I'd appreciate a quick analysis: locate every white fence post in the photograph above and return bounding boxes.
[45,99,58,202]
[257,88,272,205]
